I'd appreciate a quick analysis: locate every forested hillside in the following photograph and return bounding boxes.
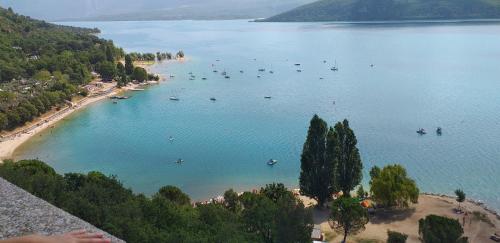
[264,0,500,22]
[0,7,126,131]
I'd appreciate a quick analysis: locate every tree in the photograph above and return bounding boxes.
[125,54,134,75]
[241,184,312,243]
[96,61,116,80]
[156,185,190,206]
[33,70,52,81]
[0,112,8,130]
[299,115,335,207]
[274,193,313,243]
[370,164,419,207]
[331,119,363,196]
[330,196,369,243]
[176,50,185,58]
[223,189,241,213]
[387,230,408,243]
[455,189,466,211]
[105,45,114,62]
[132,67,147,82]
[418,215,468,243]
[116,62,125,76]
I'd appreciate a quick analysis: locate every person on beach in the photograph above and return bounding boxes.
[0,230,111,243]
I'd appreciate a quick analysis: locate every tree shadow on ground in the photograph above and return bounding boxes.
[369,207,416,224]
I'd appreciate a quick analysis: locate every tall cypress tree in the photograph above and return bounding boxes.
[331,119,363,196]
[300,115,336,207]
[125,54,134,75]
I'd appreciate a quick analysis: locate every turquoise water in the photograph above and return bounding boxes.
[15,20,500,209]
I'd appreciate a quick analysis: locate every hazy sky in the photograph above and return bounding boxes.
[0,0,315,21]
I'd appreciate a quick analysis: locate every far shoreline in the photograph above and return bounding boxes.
[255,18,500,24]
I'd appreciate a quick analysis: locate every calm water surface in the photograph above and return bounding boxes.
[15,20,500,209]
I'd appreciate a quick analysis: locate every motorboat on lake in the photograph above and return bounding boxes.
[258,68,265,72]
[169,96,180,101]
[417,128,427,135]
[264,96,272,99]
[267,159,278,166]
[176,159,184,164]
[210,97,216,101]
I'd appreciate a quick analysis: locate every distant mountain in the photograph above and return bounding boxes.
[0,0,315,21]
[264,0,500,22]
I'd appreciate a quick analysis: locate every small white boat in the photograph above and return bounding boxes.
[267,159,278,165]
[169,96,179,101]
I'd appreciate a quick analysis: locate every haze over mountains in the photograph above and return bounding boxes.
[0,0,315,21]
[265,0,500,22]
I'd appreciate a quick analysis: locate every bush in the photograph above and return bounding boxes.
[387,230,407,243]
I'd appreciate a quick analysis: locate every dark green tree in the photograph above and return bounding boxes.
[299,115,335,207]
[105,45,114,62]
[419,215,468,243]
[223,189,241,213]
[330,196,369,243]
[132,67,148,82]
[96,61,116,80]
[156,185,191,206]
[455,189,466,211]
[125,54,134,75]
[116,62,125,76]
[370,164,419,207]
[331,119,363,196]
[387,230,408,243]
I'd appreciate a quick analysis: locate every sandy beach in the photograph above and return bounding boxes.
[301,194,500,243]
[0,82,142,161]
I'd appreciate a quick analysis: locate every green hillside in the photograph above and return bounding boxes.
[264,0,500,22]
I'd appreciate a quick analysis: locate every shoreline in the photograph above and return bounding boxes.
[0,61,163,161]
[0,82,143,160]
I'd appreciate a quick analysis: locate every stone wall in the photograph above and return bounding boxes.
[0,177,124,242]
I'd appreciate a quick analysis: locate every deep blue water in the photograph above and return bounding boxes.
[15,20,500,210]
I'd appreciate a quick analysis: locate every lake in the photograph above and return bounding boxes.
[14,20,500,210]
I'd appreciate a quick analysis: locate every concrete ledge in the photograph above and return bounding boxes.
[0,177,124,242]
